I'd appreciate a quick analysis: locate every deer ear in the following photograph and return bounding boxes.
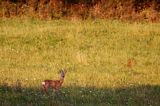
[64,69,67,74]
[58,69,62,74]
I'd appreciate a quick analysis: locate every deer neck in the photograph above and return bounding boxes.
[60,78,64,84]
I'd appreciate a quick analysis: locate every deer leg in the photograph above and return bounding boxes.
[56,88,62,96]
[42,84,48,93]
[54,88,61,97]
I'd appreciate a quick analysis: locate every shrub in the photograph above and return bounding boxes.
[0,0,160,22]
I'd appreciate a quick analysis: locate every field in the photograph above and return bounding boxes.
[0,18,160,106]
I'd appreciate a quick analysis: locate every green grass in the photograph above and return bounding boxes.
[0,18,160,106]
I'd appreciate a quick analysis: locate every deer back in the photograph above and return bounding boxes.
[43,80,63,89]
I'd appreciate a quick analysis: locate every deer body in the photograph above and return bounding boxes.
[42,70,66,93]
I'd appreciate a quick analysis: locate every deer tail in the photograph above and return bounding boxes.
[42,81,45,85]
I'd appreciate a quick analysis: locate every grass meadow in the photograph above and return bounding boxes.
[0,18,160,106]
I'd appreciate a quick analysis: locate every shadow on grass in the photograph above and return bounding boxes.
[0,84,160,106]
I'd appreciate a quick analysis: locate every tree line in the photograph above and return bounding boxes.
[0,0,160,22]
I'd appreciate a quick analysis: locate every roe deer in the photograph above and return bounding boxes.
[42,69,66,93]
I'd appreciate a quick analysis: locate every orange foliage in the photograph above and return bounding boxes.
[0,0,160,22]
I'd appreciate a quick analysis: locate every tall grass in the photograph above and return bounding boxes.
[0,18,160,105]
